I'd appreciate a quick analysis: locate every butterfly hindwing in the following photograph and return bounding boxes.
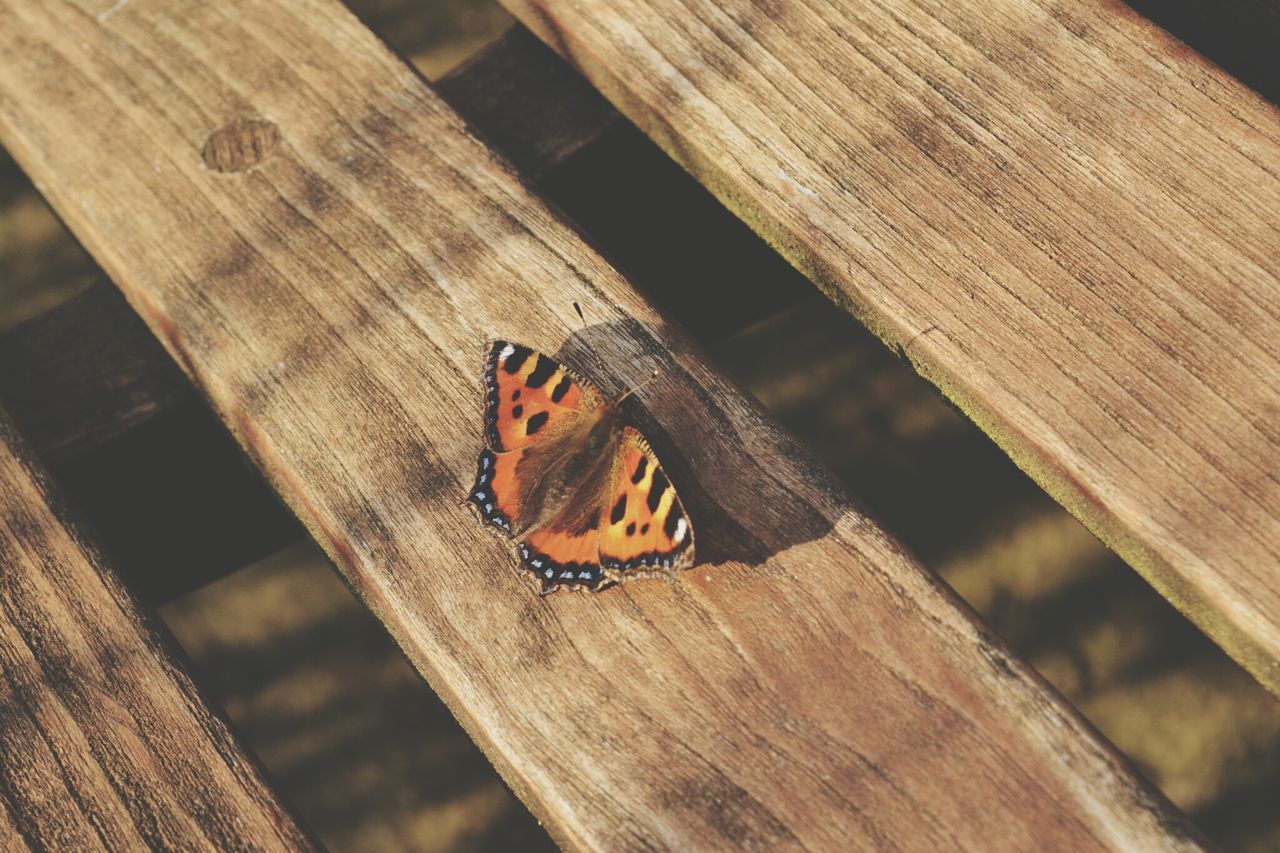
[481,340,598,452]
[598,427,694,577]
[469,446,521,533]
[514,470,610,592]
[519,525,607,592]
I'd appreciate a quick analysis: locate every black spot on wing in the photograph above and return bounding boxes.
[664,502,685,539]
[626,522,636,536]
[502,344,532,374]
[550,374,573,403]
[525,355,557,389]
[631,456,648,484]
[610,494,627,524]
[512,404,523,419]
[647,469,669,512]
[526,410,549,436]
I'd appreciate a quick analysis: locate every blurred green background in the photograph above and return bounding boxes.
[2,0,1278,849]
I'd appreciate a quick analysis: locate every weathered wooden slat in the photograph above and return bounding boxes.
[0,25,797,607]
[498,0,1280,692]
[0,29,616,468]
[0,0,1203,848]
[0,29,622,604]
[0,406,312,850]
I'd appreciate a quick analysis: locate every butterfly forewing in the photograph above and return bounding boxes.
[470,341,605,533]
[598,427,694,577]
[481,341,598,452]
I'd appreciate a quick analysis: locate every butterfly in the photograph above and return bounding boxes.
[467,340,695,593]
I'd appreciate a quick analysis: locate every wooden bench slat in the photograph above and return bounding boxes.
[0,0,1202,847]
[0,408,311,850]
[0,30,620,606]
[0,30,617,468]
[497,0,1280,692]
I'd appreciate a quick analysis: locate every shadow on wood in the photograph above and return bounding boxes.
[554,319,835,569]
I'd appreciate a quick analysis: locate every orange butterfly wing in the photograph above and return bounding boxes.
[520,513,605,592]
[469,342,694,593]
[597,427,694,577]
[468,340,601,538]
[481,341,594,452]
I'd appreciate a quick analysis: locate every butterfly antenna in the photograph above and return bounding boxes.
[615,368,660,406]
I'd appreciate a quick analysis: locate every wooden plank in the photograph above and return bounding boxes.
[0,0,1204,848]
[0,24,794,606]
[497,0,1280,692]
[0,29,621,604]
[0,30,616,467]
[0,407,312,850]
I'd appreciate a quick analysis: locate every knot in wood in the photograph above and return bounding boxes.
[202,117,279,172]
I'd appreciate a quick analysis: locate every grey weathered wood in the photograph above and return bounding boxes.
[0,406,313,850]
[499,0,1280,693]
[0,0,1203,847]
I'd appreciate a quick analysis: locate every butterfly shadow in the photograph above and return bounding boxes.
[553,319,837,572]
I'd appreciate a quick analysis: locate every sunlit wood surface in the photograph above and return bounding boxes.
[0,409,311,850]
[0,0,1205,847]
[499,0,1280,692]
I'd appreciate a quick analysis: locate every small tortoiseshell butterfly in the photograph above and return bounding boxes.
[467,341,695,593]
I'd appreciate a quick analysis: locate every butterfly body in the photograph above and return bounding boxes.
[468,341,694,593]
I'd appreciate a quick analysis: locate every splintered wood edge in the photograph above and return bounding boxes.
[499,1,1280,697]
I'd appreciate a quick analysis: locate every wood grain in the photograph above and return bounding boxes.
[0,29,616,467]
[0,0,1204,847]
[0,29,619,605]
[0,407,312,850]
[498,0,1280,691]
